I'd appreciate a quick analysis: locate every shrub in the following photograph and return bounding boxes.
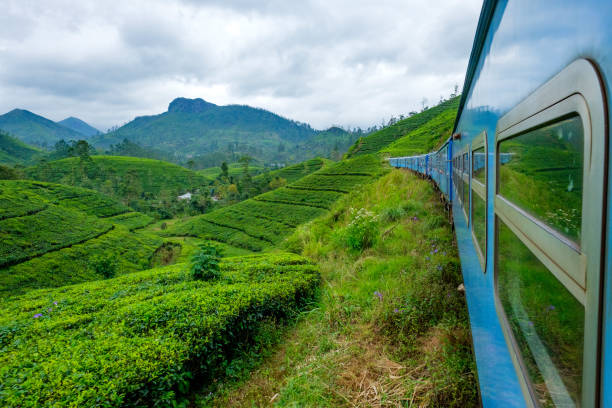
[343,207,379,251]
[191,243,223,280]
[380,205,406,222]
[160,221,167,230]
[90,255,118,279]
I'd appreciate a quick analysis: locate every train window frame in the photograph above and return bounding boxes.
[493,59,606,408]
[462,148,470,225]
[471,131,487,271]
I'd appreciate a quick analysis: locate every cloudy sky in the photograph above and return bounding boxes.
[0,0,482,132]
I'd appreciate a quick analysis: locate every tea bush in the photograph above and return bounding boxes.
[0,253,319,407]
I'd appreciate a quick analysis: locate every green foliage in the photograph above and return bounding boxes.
[0,253,319,407]
[191,244,223,280]
[380,204,406,222]
[347,97,459,157]
[381,108,458,157]
[0,164,21,180]
[25,155,211,217]
[90,254,118,278]
[0,180,163,295]
[341,208,379,251]
[166,154,385,251]
[0,129,42,165]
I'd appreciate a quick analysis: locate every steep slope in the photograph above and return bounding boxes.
[347,96,460,157]
[0,129,42,165]
[0,180,162,295]
[0,109,84,147]
[57,116,100,137]
[25,155,211,216]
[165,154,387,251]
[380,108,458,156]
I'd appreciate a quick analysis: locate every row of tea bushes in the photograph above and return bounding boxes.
[0,253,319,407]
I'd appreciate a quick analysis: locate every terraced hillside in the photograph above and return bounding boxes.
[165,154,386,251]
[0,253,319,407]
[0,180,162,295]
[252,157,331,190]
[25,155,211,216]
[381,108,458,156]
[347,96,459,157]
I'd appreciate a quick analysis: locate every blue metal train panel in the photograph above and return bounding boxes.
[388,1,612,406]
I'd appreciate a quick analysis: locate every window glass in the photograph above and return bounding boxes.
[463,153,469,174]
[473,146,486,184]
[498,115,583,242]
[472,192,486,257]
[497,221,584,407]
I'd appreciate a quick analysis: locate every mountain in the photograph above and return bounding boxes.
[0,129,42,165]
[90,97,358,166]
[57,116,100,137]
[0,109,84,148]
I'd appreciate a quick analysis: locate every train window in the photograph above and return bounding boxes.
[497,221,584,406]
[471,133,487,268]
[498,115,583,242]
[462,152,469,223]
[494,59,606,408]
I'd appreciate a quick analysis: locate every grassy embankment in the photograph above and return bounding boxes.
[0,180,163,295]
[204,169,477,407]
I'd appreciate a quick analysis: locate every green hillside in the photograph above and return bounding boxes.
[0,129,42,165]
[0,109,84,147]
[0,180,163,295]
[165,154,387,251]
[252,157,332,191]
[25,155,212,217]
[381,108,458,156]
[347,96,460,157]
[0,253,319,407]
[89,97,357,166]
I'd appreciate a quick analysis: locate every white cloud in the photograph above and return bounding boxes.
[0,0,481,131]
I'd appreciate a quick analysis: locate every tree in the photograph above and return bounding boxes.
[90,255,117,279]
[190,243,223,281]
[220,162,229,179]
[187,160,195,170]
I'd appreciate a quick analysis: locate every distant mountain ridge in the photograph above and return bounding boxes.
[90,97,356,166]
[57,117,100,137]
[0,109,84,148]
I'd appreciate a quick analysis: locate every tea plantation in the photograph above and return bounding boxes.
[25,155,211,216]
[0,253,319,407]
[165,154,386,251]
[0,180,163,295]
[346,96,459,157]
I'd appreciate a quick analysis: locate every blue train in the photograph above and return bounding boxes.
[389,1,612,406]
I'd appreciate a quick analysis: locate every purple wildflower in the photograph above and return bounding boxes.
[443,252,447,256]
[434,249,439,253]
[374,291,383,301]
[426,256,430,261]
[547,305,555,311]
[48,308,52,312]
[33,313,42,319]
[393,308,399,313]
[528,321,534,327]
[437,265,443,271]
[53,301,58,305]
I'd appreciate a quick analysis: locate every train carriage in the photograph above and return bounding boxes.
[389,0,612,406]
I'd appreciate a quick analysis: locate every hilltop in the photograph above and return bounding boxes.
[26,155,212,217]
[89,97,359,166]
[0,129,42,165]
[0,109,84,147]
[57,116,100,137]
